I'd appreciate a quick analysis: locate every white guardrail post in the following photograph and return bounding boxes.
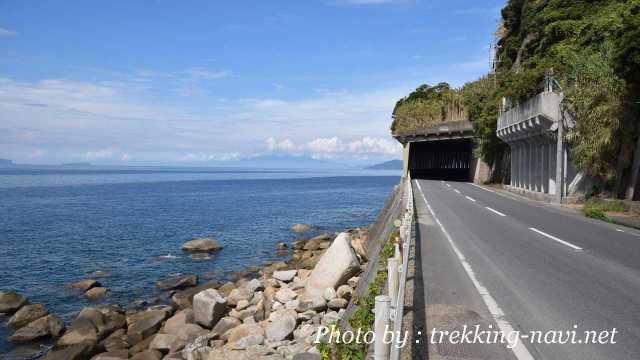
[374,295,391,360]
[391,176,414,360]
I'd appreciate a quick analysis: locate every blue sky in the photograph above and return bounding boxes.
[0,0,504,165]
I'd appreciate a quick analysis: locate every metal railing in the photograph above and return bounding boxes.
[374,175,414,360]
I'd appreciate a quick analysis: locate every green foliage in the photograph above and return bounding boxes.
[391,83,467,134]
[319,234,397,360]
[583,199,627,221]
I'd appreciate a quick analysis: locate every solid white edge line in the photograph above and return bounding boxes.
[414,181,535,360]
[465,195,476,202]
[615,229,625,233]
[529,227,583,251]
[470,183,496,193]
[486,207,507,217]
[454,189,461,194]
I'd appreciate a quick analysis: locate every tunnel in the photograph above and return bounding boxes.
[408,138,473,181]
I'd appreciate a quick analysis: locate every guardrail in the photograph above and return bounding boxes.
[374,175,414,360]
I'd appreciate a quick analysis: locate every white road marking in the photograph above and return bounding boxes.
[470,183,496,193]
[446,183,451,188]
[414,181,535,360]
[616,229,625,233]
[465,196,476,202]
[454,189,461,194]
[486,207,507,217]
[529,227,583,251]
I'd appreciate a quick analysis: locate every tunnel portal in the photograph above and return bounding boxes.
[408,138,473,181]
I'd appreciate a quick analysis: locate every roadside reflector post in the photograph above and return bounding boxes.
[387,258,399,311]
[374,295,391,360]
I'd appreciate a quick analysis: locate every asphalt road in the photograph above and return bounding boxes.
[413,179,640,360]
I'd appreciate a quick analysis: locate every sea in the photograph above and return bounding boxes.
[0,166,399,356]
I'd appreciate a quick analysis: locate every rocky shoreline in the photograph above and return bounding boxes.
[0,224,372,360]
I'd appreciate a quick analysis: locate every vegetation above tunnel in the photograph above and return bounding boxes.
[392,0,640,189]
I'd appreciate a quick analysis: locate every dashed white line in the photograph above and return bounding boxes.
[446,183,451,188]
[465,196,476,202]
[615,229,625,233]
[486,207,507,217]
[529,227,583,251]
[414,181,535,360]
[470,183,496,193]
[454,189,461,194]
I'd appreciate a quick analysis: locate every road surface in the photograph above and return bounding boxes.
[413,179,640,360]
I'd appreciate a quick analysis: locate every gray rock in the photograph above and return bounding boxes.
[156,275,198,290]
[273,270,297,282]
[68,279,101,292]
[322,288,336,301]
[171,281,220,309]
[275,288,297,303]
[295,297,326,313]
[305,232,360,298]
[0,291,28,314]
[193,288,227,328]
[181,238,223,252]
[211,316,241,338]
[265,314,296,341]
[130,350,163,360]
[236,299,250,311]
[227,287,251,306]
[290,224,312,233]
[226,323,265,344]
[9,314,64,342]
[41,342,94,360]
[303,234,332,251]
[84,287,109,300]
[284,300,300,310]
[8,303,48,329]
[327,298,348,310]
[126,310,168,345]
[90,350,129,359]
[321,311,340,326]
[336,285,353,301]
[246,279,264,294]
[292,353,322,360]
[347,276,359,288]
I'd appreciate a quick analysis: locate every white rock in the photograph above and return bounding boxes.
[246,279,264,293]
[322,288,336,301]
[265,314,297,341]
[284,300,300,310]
[193,289,227,329]
[321,311,340,326]
[305,232,360,298]
[236,299,250,311]
[275,288,297,303]
[347,277,360,288]
[327,298,348,310]
[228,288,252,306]
[273,270,297,282]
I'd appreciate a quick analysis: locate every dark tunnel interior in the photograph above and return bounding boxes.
[408,139,473,181]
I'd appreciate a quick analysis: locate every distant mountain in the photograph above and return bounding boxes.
[366,160,403,170]
[0,159,15,167]
[60,162,93,167]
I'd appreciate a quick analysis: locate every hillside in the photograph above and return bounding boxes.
[366,160,403,170]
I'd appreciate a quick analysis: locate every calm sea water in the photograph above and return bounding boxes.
[0,167,398,355]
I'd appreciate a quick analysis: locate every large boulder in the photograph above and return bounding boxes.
[8,303,48,328]
[0,291,28,314]
[68,279,101,292]
[126,310,168,345]
[130,350,163,360]
[171,281,220,309]
[90,350,129,359]
[226,323,265,344]
[84,287,108,300]
[290,224,312,233]
[156,275,198,290]
[227,287,251,306]
[9,314,65,342]
[210,316,241,338]
[272,270,297,282]
[181,238,223,252]
[305,232,360,298]
[193,289,227,328]
[265,314,296,341]
[303,234,332,251]
[41,342,94,360]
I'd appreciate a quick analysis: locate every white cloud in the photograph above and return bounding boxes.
[265,136,402,160]
[185,69,232,81]
[0,27,16,36]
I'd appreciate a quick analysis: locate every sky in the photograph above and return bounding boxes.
[0,0,504,166]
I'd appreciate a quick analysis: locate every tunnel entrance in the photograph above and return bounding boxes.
[409,138,473,181]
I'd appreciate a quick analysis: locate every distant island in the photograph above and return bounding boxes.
[0,159,15,167]
[365,159,403,170]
